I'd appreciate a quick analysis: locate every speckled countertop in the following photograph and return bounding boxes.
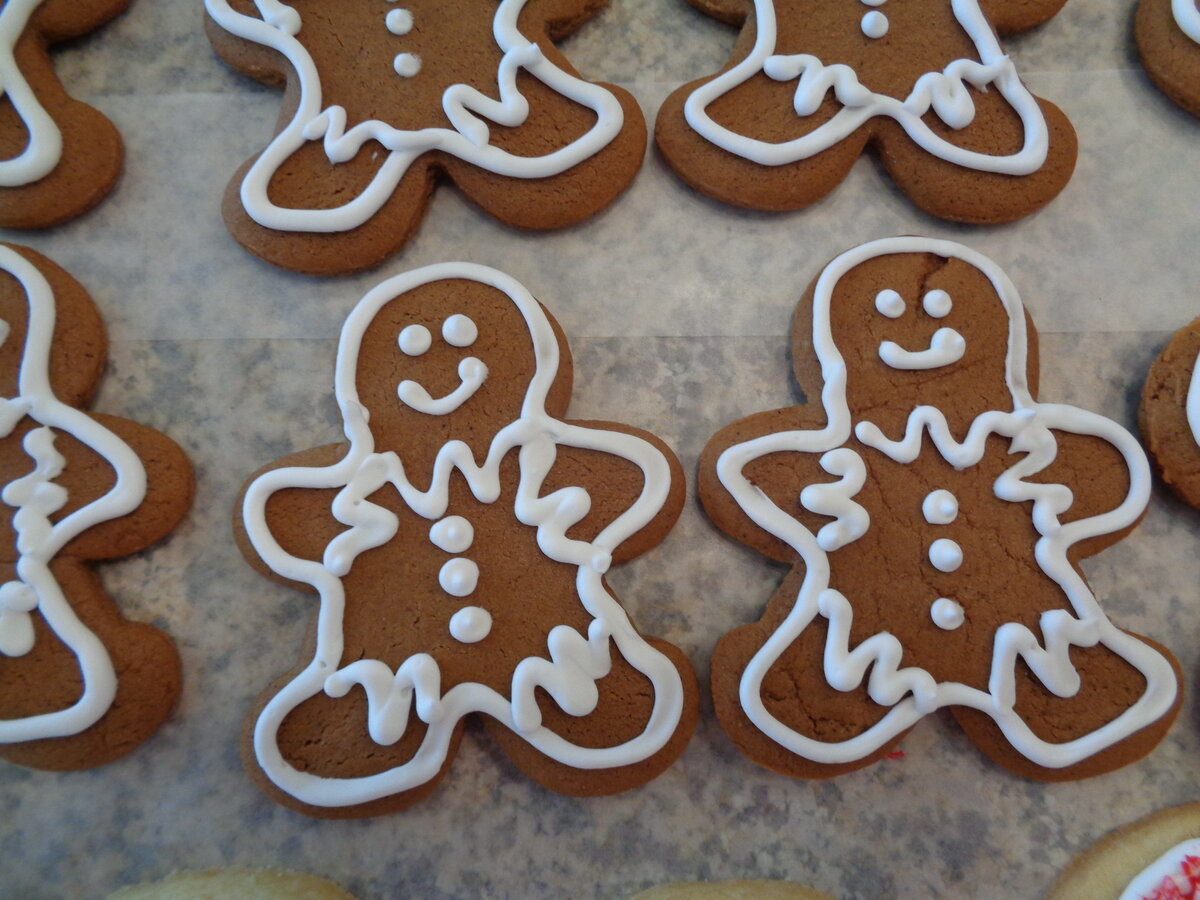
[2,1,1199,897]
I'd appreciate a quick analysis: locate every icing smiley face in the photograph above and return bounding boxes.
[396,313,489,416]
[874,287,964,370]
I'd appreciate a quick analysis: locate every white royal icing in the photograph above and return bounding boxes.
[875,289,905,319]
[878,326,966,369]
[930,597,965,630]
[397,323,431,356]
[204,0,627,233]
[922,289,953,318]
[438,557,479,597]
[0,0,63,187]
[241,262,684,807]
[397,356,488,415]
[928,537,963,572]
[0,245,149,744]
[683,0,1050,174]
[922,489,958,525]
[1174,0,1200,43]
[860,10,889,38]
[715,236,1177,769]
[1119,838,1200,900]
[441,313,478,348]
[429,515,473,554]
[1187,349,1200,447]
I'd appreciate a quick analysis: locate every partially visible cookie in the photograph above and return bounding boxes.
[108,868,357,900]
[0,0,130,228]
[1048,804,1200,899]
[204,0,647,275]
[236,263,697,816]
[1140,316,1200,507]
[1136,0,1200,117]
[0,243,193,770]
[654,0,1077,223]
[628,880,837,900]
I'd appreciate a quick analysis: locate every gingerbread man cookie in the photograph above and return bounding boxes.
[655,0,1077,223]
[205,0,648,275]
[0,243,193,771]
[0,0,130,228]
[1137,0,1200,117]
[1140,316,1200,508]
[700,237,1180,781]
[237,264,697,816]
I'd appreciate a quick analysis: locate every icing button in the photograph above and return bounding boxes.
[929,538,963,573]
[393,52,421,78]
[930,597,965,630]
[449,606,492,643]
[861,10,889,38]
[438,558,479,597]
[386,8,413,35]
[429,515,473,554]
[922,489,958,525]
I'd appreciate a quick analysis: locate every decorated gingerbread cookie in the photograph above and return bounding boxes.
[700,237,1181,781]
[0,243,193,771]
[205,0,648,275]
[0,0,130,228]
[236,263,697,816]
[1137,0,1200,117]
[654,0,1077,223]
[1048,804,1200,900]
[1140,316,1200,507]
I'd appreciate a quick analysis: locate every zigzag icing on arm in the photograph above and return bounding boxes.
[0,0,63,187]
[682,0,1049,174]
[205,0,627,233]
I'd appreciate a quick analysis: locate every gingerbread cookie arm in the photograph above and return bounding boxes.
[521,0,618,40]
[547,420,684,566]
[684,0,754,26]
[700,406,844,564]
[58,414,193,561]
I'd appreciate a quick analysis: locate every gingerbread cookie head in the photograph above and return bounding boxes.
[238,264,696,816]
[701,237,1180,782]
[1140,316,1200,508]
[1137,0,1200,117]
[0,0,129,228]
[205,0,648,275]
[654,0,1078,223]
[0,243,192,771]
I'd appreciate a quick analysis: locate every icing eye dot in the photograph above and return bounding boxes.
[385,8,413,34]
[393,52,421,77]
[874,289,905,319]
[398,324,432,356]
[442,314,478,348]
[922,289,953,318]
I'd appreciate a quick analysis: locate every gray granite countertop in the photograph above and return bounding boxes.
[2,1,1199,897]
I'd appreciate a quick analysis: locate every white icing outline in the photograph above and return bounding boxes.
[683,0,1049,174]
[1187,348,1200,447]
[204,0,627,233]
[242,262,684,807]
[1174,0,1200,43]
[715,236,1177,769]
[0,245,148,743]
[0,0,62,187]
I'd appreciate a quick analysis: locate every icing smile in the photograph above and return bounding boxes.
[878,327,965,370]
[397,357,488,415]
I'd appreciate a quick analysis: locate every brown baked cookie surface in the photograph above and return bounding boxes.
[0,243,193,771]
[1047,803,1200,900]
[1137,0,1200,117]
[0,0,129,229]
[654,0,1077,223]
[204,0,648,275]
[700,237,1180,782]
[1140,316,1200,508]
[236,264,697,817]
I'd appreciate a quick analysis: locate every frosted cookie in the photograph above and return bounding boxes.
[1140,315,1200,508]
[628,880,837,900]
[109,868,357,900]
[204,0,647,275]
[0,243,193,771]
[236,263,697,816]
[1048,804,1200,899]
[654,0,1077,223]
[700,237,1181,781]
[0,0,130,228]
[1137,0,1200,117]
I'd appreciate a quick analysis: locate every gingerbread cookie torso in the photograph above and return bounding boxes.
[700,237,1180,781]
[205,0,648,275]
[237,264,697,817]
[0,243,193,771]
[1137,0,1200,117]
[654,0,1078,223]
[1140,316,1200,508]
[0,0,129,228]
